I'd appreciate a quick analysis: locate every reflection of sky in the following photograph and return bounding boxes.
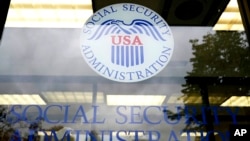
[0,27,214,77]
[171,26,215,61]
[0,26,215,109]
[0,27,213,107]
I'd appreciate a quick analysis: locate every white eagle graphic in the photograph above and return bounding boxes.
[88,19,166,41]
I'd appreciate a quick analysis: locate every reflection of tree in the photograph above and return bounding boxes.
[189,31,249,77]
[0,106,76,141]
[0,106,12,140]
[183,31,250,96]
[0,105,43,141]
[170,31,250,141]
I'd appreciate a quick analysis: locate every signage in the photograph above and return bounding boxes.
[7,105,239,141]
[80,3,174,82]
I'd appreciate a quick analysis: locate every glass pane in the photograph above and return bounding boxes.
[0,0,249,141]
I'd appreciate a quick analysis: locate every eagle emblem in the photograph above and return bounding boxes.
[88,19,166,41]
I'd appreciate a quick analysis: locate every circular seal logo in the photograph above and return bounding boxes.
[80,3,174,82]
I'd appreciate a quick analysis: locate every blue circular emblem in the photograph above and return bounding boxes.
[80,3,174,82]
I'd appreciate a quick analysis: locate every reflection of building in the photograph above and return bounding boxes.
[0,0,250,141]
